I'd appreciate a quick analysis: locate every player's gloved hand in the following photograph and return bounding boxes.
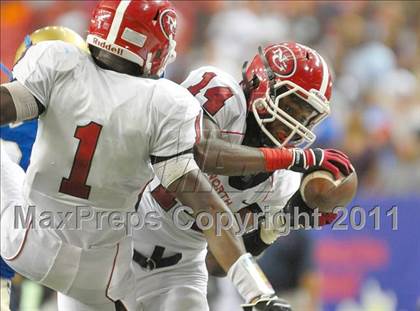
[260,147,353,180]
[319,212,337,226]
[242,295,292,311]
[284,190,338,228]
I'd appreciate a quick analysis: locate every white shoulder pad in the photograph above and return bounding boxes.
[149,78,202,157]
[154,78,201,118]
[182,66,247,132]
[14,41,82,76]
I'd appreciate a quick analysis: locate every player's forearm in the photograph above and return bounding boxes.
[203,216,244,272]
[195,137,267,176]
[168,169,245,271]
[1,82,42,125]
[206,250,227,277]
[168,170,278,303]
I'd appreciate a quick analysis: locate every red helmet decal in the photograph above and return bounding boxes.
[93,9,112,31]
[159,8,177,39]
[266,45,297,78]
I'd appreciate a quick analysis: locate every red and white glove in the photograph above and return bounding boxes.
[319,212,338,226]
[260,147,353,180]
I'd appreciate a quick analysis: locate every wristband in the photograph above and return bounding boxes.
[227,253,274,303]
[259,148,293,172]
[2,81,39,121]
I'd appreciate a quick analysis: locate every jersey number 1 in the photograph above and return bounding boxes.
[59,122,102,199]
[187,72,233,116]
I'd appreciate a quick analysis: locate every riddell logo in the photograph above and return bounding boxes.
[93,37,123,56]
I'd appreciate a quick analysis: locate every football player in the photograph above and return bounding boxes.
[1,1,280,310]
[0,25,89,311]
[133,42,354,310]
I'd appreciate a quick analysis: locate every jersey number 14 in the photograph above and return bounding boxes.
[187,72,234,116]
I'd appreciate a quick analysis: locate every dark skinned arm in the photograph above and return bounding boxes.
[206,249,227,277]
[167,168,245,272]
[194,115,267,176]
[205,206,261,277]
[1,82,43,125]
[0,86,17,125]
[206,227,269,277]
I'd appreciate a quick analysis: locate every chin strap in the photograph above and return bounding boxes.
[258,46,276,93]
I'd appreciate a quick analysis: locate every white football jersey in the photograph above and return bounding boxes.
[134,66,301,256]
[183,66,248,145]
[12,41,201,247]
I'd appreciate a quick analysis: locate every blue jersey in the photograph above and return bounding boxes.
[1,120,37,170]
[1,39,37,279]
[0,120,38,279]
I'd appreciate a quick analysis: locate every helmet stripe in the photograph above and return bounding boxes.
[319,54,329,96]
[107,0,131,44]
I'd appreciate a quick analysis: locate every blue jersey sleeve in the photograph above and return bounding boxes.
[0,120,37,278]
[0,120,37,170]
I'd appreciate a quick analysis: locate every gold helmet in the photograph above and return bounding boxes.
[14,26,89,64]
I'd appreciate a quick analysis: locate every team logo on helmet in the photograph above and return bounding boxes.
[159,8,177,39]
[266,45,297,78]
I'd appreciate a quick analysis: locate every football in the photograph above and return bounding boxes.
[300,170,358,213]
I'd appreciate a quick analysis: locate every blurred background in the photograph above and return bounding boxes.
[1,1,419,310]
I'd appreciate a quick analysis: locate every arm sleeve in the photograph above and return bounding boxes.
[12,41,79,109]
[243,188,321,257]
[284,189,318,228]
[242,227,271,257]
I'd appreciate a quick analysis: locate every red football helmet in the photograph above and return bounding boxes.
[87,0,177,76]
[242,42,332,148]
